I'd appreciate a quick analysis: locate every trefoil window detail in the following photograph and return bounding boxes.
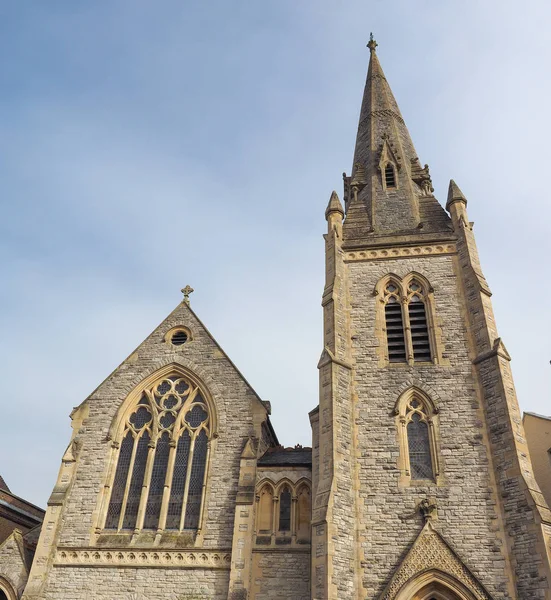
[104,374,211,533]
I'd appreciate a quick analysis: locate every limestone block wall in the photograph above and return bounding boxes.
[251,551,310,600]
[37,566,229,600]
[346,254,513,599]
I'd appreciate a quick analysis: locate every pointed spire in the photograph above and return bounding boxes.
[446,179,467,210]
[325,190,344,220]
[343,42,452,243]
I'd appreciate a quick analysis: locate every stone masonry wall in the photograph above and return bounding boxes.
[347,254,513,599]
[251,551,310,600]
[38,566,229,600]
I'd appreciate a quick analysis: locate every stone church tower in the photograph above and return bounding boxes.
[310,37,551,600]
[1,39,550,600]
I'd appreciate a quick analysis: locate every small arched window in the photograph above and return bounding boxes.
[385,163,396,188]
[278,485,292,532]
[104,374,211,532]
[396,390,440,485]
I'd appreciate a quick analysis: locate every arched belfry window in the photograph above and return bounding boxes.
[278,485,292,532]
[385,163,396,188]
[104,374,212,532]
[384,281,407,363]
[379,274,439,366]
[395,389,440,485]
[407,279,431,362]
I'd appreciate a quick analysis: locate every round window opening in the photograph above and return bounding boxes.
[171,330,188,346]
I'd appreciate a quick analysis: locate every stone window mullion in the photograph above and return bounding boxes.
[179,435,196,530]
[117,434,139,531]
[402,296,415,365]
[134,439,158,531]
[195,439,212,532]
[156,439,178,531]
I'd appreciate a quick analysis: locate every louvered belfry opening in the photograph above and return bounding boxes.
[384,284,406,363]
[385,163,396,188]
[408,281,431,362]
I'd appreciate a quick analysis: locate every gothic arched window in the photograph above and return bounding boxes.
[379,274,439,365]
[104,374,211,532]
[395,389,440,485]
[278,485,292,532]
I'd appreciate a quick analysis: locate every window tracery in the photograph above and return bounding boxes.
[104,374,211,533]
[378,274,440,366]
[395,389,441,486]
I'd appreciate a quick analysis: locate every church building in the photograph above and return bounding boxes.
[1,38,551,600]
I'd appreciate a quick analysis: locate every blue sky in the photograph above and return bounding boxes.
[1,1,550,507]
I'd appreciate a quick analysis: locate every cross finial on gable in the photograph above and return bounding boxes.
[181,285,194,305]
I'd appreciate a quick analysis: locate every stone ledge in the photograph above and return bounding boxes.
[346,243,456,262]
[54,548,232,569]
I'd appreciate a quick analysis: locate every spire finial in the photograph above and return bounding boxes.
[181,285,194,305]
[367,32,378,53]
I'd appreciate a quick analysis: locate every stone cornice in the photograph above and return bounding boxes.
[54,547,232,569]
[345,243,456,262]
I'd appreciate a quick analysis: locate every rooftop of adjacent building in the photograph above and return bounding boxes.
[258,445,312,467]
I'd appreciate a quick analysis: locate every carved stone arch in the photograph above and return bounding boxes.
[0,576,17,600]
[108,362,220,442]
[394,569,481,600]
[394,386,439,417]
[379,523,492,600]
[373,272,405,299]
[403,271,434,294]
[396,379,442,409]
[274,477,295,497]
[294,477,312,492]
[255,478,276,496]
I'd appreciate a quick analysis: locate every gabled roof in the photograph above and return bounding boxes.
[0,475,10,492]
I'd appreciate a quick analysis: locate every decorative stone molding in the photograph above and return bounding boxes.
[346,244,456,262]
[54,548,232,569]
[378,522,491,600]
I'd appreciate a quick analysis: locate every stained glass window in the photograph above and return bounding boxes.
[278,486,292,532]
[105,374,211,532]
[407,412,434,480]
[184,429,208,530]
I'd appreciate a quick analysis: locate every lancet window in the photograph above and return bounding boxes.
[104,374,211,532]
[381,275,435,365]
[395,389,440,485]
